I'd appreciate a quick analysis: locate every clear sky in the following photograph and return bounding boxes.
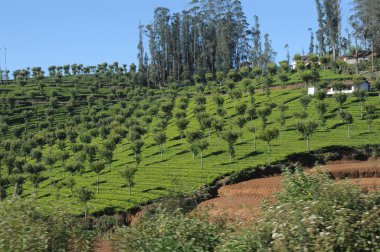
[0,0,352,74]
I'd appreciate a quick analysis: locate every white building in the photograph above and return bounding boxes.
[308,80,371,95]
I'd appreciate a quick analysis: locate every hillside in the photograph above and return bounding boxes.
[0,68,379,215]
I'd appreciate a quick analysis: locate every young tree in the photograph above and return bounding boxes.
[299,95,312,111]
[364,104,376,132]
[120,166,138,196]
[315,101,329,127]
[248,125,257,151]
[278,103,289,129]
[197,139,209,169]
[77,187,94,220]
[65,163,83,177]
[59,151,70,178]
[64,177,76,194]
[153,131,167,160]
[235,103,247,116]
[236,116,247,141]
[334,92,348,120]
[131,140,144,168]
[44,155,57,191]
[295,120,319,153]
[258,127,280,163]
[222,130,240,162]
[340,110,354,138]
[24,163,45,194]
[353,89,366,119]
[257,106,272,129]
[99,147,113,170]
[176,118,189,142]
[90,161,105,194]
[211,117,224,146]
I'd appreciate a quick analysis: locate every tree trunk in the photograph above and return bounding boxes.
[360,101,363,120]
[160,145,163,160]
[13,182,18,197]
[267,142,271,164]
[97,173,99,194]
[347,123,351,139]
[307,138,310,153]
[200,152,203,169]
[129,183,131,196]
[371,43,374,72]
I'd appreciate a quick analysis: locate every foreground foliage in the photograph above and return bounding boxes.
[113,169,380,252]
[0,198,95,252]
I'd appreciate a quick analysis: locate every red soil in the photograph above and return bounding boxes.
[196,159,380,222]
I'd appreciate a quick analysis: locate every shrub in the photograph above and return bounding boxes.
[113,210,227,252]
[0,197,96,252]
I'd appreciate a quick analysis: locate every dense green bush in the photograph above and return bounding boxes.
[0,197,96,252]
[113,209,227,252]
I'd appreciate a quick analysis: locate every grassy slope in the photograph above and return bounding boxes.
[1,74,380,214]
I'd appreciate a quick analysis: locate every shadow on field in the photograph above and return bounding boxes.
[204,150,225,158]
[170,136,181,141]
[38,193,51,199]
[145,159,170,166]
[141,186,166,193]
[237,151,263,160]
[236,141,247,146]
[175,150,190,156]
[145,151,161,158]
[168,143,182,149]
[330,122,345,129]
[220,161,237,165]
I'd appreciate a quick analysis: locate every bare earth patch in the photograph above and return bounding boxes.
[196,159,380,222]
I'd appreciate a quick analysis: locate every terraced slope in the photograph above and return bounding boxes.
[1,76,379,214]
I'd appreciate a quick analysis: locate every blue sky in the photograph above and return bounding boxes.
[0,0,352,73]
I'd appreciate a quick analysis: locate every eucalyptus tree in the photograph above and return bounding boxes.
[295,120,319,153]
[120,166,138,196]
[258,127,279,164]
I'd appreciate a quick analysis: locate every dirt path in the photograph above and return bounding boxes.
[196,159,380,222]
